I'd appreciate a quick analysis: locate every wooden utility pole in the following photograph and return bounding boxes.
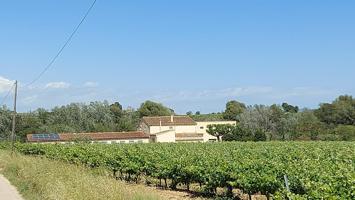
[11,80,18,153]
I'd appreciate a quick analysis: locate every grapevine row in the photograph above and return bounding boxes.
[14,142,355,199]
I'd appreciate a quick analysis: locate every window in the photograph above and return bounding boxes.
[200,126,204,129]
[120,141,126,144]
[169,126,174,130]
[137,140,143,143]
[129,140,135,143]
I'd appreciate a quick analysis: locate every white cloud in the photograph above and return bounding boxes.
[21,95,38,105]
[149,86,274,102]
[45,82,71,89]
[83,81,99,87]
[0,76,14,93]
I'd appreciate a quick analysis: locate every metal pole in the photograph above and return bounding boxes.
[284,174,290,192]
[11,80,18,154]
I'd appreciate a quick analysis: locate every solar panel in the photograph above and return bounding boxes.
[32,133,60,141]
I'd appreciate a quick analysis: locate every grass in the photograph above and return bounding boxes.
[0,150,160,200]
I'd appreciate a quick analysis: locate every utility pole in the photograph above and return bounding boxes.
[11,80,18,154]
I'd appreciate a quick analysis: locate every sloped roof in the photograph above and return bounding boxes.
[142,116,197,126]
[27,132,150,143]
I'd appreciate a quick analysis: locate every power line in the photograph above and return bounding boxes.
[25,0,98,87]
[0,82,15,106]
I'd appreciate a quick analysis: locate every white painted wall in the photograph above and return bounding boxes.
[150,126,173,134]
[155,130,176,143]
[101,139,150,144]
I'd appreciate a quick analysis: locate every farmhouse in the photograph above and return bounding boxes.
[27,132,150,144]
[26,115,236,144]
[139,115,236,142]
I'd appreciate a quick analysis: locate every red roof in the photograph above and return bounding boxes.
[142,116,196,126]
[27,132,150,143]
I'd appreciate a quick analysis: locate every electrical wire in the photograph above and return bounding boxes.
[0,83,15,106]
[25,0,97,87]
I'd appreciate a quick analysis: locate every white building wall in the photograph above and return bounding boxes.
[155,130,176,143]
[150,126,172,134]
[174,125,197,133]
[93,138,150,144]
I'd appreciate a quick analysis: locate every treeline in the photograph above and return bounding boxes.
[0,95,355,141]
[205,96,355,141]
[0,100,173,141]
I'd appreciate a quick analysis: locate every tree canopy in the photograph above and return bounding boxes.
[223,100,246,121]
[1,95,354,142]
[315,95,355,125]
[137,100,173,117]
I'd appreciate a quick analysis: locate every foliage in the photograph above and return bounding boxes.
[14,142,355,199]
[0,101,139,141]
[2,95,355,142]
[0,106,12,140]
[190,113,224,122]
[223,100,246,121]
[0,150,160,200]
[282,103,299,113]
[137,101,173,117]
[206,124,235,141]
[333,125,355,141]
[315,95,355,125]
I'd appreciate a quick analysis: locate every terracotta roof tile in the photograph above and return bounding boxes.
[142,116,196,126]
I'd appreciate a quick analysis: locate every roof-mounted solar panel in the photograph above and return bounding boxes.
[32,133,60,141]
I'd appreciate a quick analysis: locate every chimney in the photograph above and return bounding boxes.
[171,115,174,122]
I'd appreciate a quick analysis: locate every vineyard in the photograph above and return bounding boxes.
[12,142,355,199]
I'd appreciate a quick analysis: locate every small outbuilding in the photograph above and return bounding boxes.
[27,132,150,144]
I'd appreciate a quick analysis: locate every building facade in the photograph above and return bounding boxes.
[27,116,236,144]
[139,115,236,143]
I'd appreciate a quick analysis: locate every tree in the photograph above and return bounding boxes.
[138,101,172,117]
[282,103,299,113]
[254,129,267,141]
[110,102,123,123]
[315,95,355,125]
[238,105,275,140]
[195,111,201,115]
[0,106,12,140]
[186,111,193,116]
[206,124,235,142]
[223,125,252,141]
[334,125,355,141]
[295,110,323,140]
[223,100,246,121]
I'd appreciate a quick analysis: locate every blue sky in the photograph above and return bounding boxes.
[0,0,354,113]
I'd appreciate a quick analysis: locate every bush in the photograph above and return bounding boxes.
[334,125,355,141]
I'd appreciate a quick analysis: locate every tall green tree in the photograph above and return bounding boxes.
[0,106,12,140]
[315,95,355,125]
[138,100,172,117]
[223,100,246,121]
[282,103,299,113]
